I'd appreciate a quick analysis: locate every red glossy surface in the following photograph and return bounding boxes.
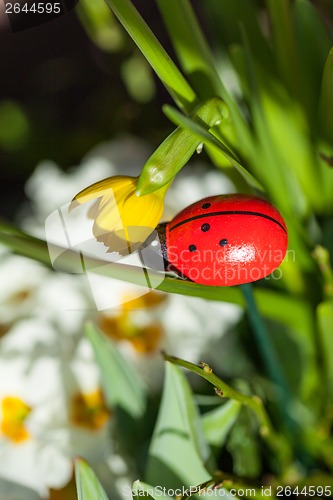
[165,194,288,286]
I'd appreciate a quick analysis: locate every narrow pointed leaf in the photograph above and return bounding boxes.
[75,459,109,500]
[104,0,197,112]
[266,0,300,95]
[0,226,313,340]
[85,322,146,419]
[146,362,211,489]
[319,47,333,142]
[156,0,223,99]
[202,400,241,448]
[132,480,172,500]
[294,0,332,118]
[317,300,333,402]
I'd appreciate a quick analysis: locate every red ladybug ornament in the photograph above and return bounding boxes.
[158,194,288,286]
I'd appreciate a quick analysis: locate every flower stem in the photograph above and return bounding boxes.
[162,352,291,468]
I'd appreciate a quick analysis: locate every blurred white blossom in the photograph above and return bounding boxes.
[0,135,243,497]
[0,319,114,498]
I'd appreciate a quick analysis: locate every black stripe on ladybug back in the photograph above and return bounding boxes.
[169,210,287,234]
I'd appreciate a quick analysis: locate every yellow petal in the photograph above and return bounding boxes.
[70,176,133,209]
[70,175,168,252]
[1,396,32,443]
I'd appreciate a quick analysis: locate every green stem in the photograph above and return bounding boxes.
[103,0,198,113]
[163,353,291,466]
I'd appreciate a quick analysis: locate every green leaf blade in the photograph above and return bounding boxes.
[104,0,197,112]
[202,400,241,448]
[146,362,211,489]
[162,104,263,191]
[85,322,147,419]
[156,0,223,100]
[75,458,109,500]
[317,300,333,403]
[132,480,173,500]
[319,47,333,143]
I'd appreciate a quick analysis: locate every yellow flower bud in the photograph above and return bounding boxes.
[70,176,168,253]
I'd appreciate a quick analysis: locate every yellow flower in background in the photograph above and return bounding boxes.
[70,175,168,253]
[1,396,32,444]
[70,389,110,431]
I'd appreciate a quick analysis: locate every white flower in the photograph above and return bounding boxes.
[0,320,114,498]
[0,136,244,496]
[0,251,92,337]
[98,289,242,392]
[0,478,41,500]
[0,253,47,328]
[34,273,92,336]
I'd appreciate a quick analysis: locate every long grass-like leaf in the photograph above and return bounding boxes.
[103,0,197,112]
[75,459,109,500]
[163,104,263,190]
[319,47,333,143]
[156,0,223,100]
[146,363,211,488]
[266,0,300,96]
[202,400,241,448]
[85,323,147,419]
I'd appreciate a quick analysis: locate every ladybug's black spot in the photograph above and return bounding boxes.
[219,239,228,247]
[201,223,210,232]
[202,202,211,209]
[189,244,197,252]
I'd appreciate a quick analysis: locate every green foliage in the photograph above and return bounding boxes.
[104,0,198,112]
[85,322,147,419]
[132,480,172,500]
[202,400,241,448]
[227,408,261,479]
[146,363,211,489]
[1,0,333,496]
[75,459,110,500]
[77,0,124,52]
